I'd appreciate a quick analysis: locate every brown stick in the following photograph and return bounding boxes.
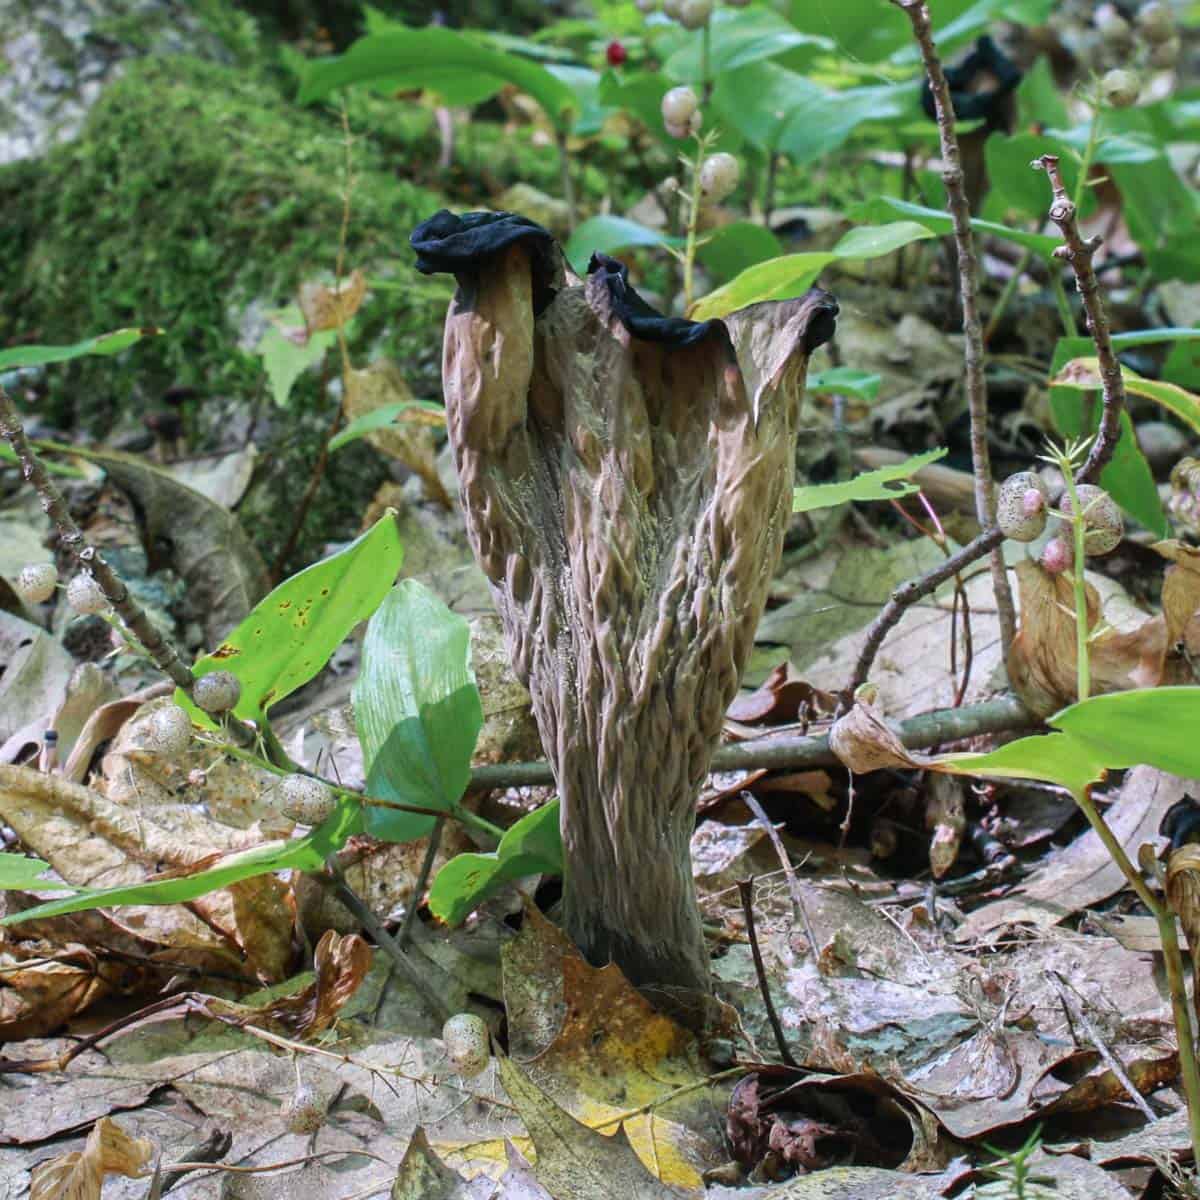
[737,877,798,1068]
[741,792,820,957]
[845,525,1005,699]
[892,0,1016,656]
[467,692,1034,789]
[0,385,194,691]
[1034,154,1127,485]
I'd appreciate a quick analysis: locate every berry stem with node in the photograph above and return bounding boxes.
[1034,153,1127,484]
[0,383,194,692]
[890,0,1017,659]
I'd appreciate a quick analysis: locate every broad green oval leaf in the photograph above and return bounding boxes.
[1049,687,1200,780]
[0,854,68,890]
[564,216,674,277]
[298,28,577,129]
[806,368,882,403]
[690,221,931,320]
[690,252,834,321]
[778,83,912,165]
[937,687,1200,798]
[1048,339,1168,537]
[830,220,933,260]
[354,580,483,843]
[0,327,160,372]
[0,796,363,924]
[1053,356,1200,437]
[329,400,447,452]
[187,512,404,726]
[429,799,562,926]
[793,448,947,513]
[713,61,826,154]
[666,7,829,83]
[697,222,782,283]
[857,196,1061,259]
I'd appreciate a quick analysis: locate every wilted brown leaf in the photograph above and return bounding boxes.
[29,1117,153,1200]
[256,930,372,1038]
[299,268,367,332]
[1008,559,1167,718]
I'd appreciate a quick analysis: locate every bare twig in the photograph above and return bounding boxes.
[891,0,1016,655]
[736,877,798,1067]
[1034,154,1127,484]
[467,692,1036,789]
[322,858,451,1025]
[1048,969,1156,1121]
[741,792,820,957]
[845,525,1005,699]
[399,815,444,949]
[0,385,194,691]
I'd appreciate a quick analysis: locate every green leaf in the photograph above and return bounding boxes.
[857,196,1061,259]
[1,797,363,924]
[985,132,1089,225]
[1049,688,1200,779]
[563,215,675,276]
[1109,156,1200,283]
[806,368,881,403]
[298,28,577,129]
[712,61,826,154]
[354,580,483,843]
[1053,356,1200,438]
[1016,56,1068,130]
[329,400,447,452]
[0,854,68,890]
[186,512,404,726]
[0,327,160,372]
[1048,340,1168,537]
[257,312,337,408]
[937,732,1104,799]
[793,448,947,513]
[690,221,933,320]
[428,800,562,926]
[778,84,912,165]
[697,222,782,283]
[665,7,828,83]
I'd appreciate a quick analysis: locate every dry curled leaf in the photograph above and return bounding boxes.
[828,698,925,774]
[299,268,366,332]
[256,929,372,1038]
[29,1116,153,1200]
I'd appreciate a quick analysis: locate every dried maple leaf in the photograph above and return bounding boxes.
[29,1116,153,1200]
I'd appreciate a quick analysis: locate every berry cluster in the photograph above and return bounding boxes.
[996,472,1124,575]
[659,86,741,203]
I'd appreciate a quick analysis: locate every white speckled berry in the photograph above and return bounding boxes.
[15,563,57,604]
[193,671,242,714]
[661,86,698,128]
[997,472,1049,543]
[1066,484,1124,556]
[1101,68,1140,108]
[442,1013,490,1078]
[1136,2,1175,43]
[678,0,712,29]
[147,704,193,755]
[699,152,740,202]
[276,774,335,825]
[66,572,107,615]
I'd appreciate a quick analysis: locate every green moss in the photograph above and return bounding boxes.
[0,53,453,567]
[0,55,442,427]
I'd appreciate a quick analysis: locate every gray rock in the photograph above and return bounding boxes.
[0,0,229,166]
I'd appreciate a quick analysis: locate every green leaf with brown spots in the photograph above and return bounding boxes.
[184,511,403,726]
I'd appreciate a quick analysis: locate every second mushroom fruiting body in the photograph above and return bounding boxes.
[413,210,837,1006]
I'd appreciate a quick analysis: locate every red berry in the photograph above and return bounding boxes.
[606,40,627,67]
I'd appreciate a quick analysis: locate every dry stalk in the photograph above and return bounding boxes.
[889,0,1017,654]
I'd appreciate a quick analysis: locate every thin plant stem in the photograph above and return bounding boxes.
[1050,263,1079,337]
[891,0,1016,657]
[556,129,576,232]
[983,246,1032,344]
[1072,786,1200,1161]
[1072,102,1103,213]
[1035,154,1127,484]
[736,877,798,1067]
[399,815,444,949]
[700,21,712,100]
[681,134,708,311]
[1060,469,1092,702]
